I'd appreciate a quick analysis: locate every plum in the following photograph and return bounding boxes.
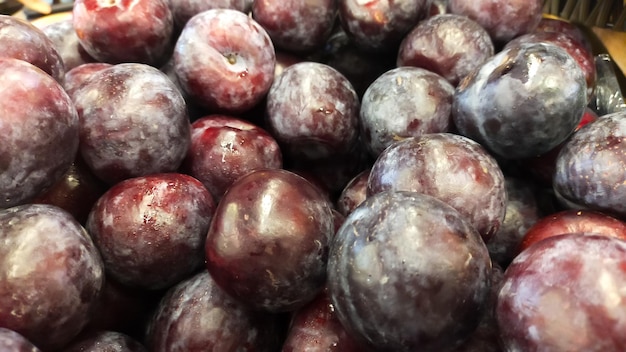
[64,331,146,352]
[205,169,334,312]
[367,133,507,243]
[0,57,79,209]
[174,9,276,114]
[73,0,174,66]
[0,328,41,352]
[168,0,250,29]
[62,62,113,97]
[359,66,455,157]
[336,168,370,216]
[40,19,95,72]
[0,204,104,351]
[86,173,216,290]
[452,42,587,160]
[328,191,492,351]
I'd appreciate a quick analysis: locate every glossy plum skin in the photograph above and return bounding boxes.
[64,331,146,352]
[174,9,276,114]
[182,115,283,200]
[40,19,94,72]
[447,0,543,44]
[328,191,492,352]
[367,133,507,243]
[252,0,336,54]
[72,63,191,185]
[0,15,65,82]
[281,289,365,352]
[266,62,360,160]
[518,210,626,255]
[86,173,216,290]
[0,328,41,352]
[0,204,105,351]
[72,0,174,66]
[497,234,626,351]
[0,58,79,209]
[359,67,455,157]
[554,111,626,219]
[452,42,587,160]
[337,0,430,53]
[169,0,249,29]
[146,271,285,352]
[336,168,370,216]
[205,169,335,313]
[397,14,494,86]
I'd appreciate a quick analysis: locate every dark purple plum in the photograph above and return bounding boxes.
[86,173,216,290]
[554,111,626,219]
[73,0,174,66]
[0,15,65,82]
[367,133,507,243]
[336,168,370,216]
[266,62,360,160]
[174,9,276,114]
[0,328,41,352]
[40,19,95,72]
[252,0,337,54]
[397,14,494,86]
[452,42,587,160]
[205,169,334,312]
[337,0,430,53]
[447,0,543,44]
[0,204,104,351]
[168,0,250,29]
[146,271,285,351]
[182,115,283,201]
[0,57,79,209]
[72,63,191,185]
[328,191,492,352]
[64,331,146,352]
[359,66,455,157]
[497,234,626,351]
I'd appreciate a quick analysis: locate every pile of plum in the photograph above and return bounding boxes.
[1,0,626,351]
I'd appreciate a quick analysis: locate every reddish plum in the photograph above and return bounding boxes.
[0,204,105,351]
[367,133,507,243]
[359,66,455,157]
[62,62,113,97]
[266,62,360,160]
[72,63,191,185]
[65,331,146,352]
[497,234,626,351]
[452,42,587,159]
[40,19,95,72]
[0,15,65,82]
[168,0,249,29]
[328,191,492,351]
[336,168,370,216]
[205,169,335,312]
[397,14,494,86]
[182,115,283,200]
[447,0,543,44]
[146,271,285,351]
[174,9,276,113]
[252,0,337,54]
[0,328,41,352]
[73,0,174,66]
[533,17,591,51]
[0,58,79,209]
[86,173,216,290]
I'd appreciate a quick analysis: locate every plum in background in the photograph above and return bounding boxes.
[174,9,276,114]
[447,0,543,44]
[0,328,41,352]
[72,63,190,185]
[0,58,79,209]
[328,191,492,352]
[73,0,174,66]
[86,173,216,290]
[40,19,95,72]
[266,61,360,160]
[0,15,65,82]
[64,331,146,352]
[497,234,626,351]
[146,271,286,351]
[182,115,283,201]
[336,168,370,216]
[252,0,337,54]
[359,66,455,157]
[554,111,626,219]
[367,133,507,243]
[168,0,250,29]
[205,169,334,313]
[453,42,587,160]
[0,204,104,351]
[397,13,494,86]
[62,62,113,97]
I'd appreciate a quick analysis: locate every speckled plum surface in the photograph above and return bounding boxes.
[64,331,146,352]
[40,19,94,72]
[0,328,41,352]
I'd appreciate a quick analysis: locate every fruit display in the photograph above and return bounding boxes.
[1,1,626,351]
